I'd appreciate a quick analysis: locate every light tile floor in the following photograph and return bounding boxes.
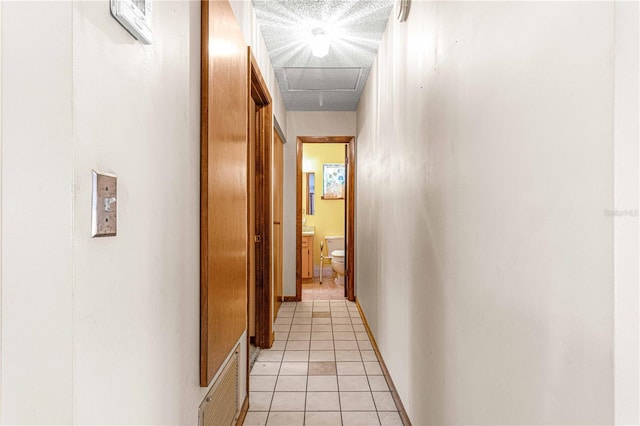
[302,278,345,300]
[245,300,403,426]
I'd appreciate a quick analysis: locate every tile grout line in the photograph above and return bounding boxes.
[259,299,402,425]
[301,303,307,426]
[331,300,344,425]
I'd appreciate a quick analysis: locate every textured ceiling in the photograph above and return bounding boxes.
[253,0,394,111]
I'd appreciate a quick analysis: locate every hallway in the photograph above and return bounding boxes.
[0,0,638,424]
[245,300,403,426]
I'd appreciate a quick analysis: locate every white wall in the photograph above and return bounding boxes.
[0,0,4,416]
[356,2,620,424]
[284,112,356,296]
[1,2,74,423]
[0,3,4,412]
[614,2,639,424]
[71,2,209,423]
[230,0,286,132]
[0,1,239,423]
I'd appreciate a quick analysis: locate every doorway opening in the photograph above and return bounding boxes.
[296,136,356,302]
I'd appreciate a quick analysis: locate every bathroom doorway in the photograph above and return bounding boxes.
[296,136,356,301]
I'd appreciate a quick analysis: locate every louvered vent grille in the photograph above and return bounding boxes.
[199,347,240,426]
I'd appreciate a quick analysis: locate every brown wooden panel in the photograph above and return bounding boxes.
[346,141,356,301]
[295,138,303,301]
[273,130,284,316]
[248,96,257,338]
[298,136,354,144]
[200,0,248,387]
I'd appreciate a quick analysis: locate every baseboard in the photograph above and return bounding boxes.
[355,298,413,426]
[283,296,297,302]
[235,395,249,426]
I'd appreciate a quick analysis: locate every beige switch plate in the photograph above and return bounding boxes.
[91,170,117,237]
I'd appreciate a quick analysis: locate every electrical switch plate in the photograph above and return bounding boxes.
[91,170,117,237]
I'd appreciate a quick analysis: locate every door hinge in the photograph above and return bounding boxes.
[254,235,262,243]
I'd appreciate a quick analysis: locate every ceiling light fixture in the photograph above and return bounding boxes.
[310,29,330,58]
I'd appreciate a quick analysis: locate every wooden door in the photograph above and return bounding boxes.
[200,0,248,387]
[346,140,356,301]
[249,51,273,349]
[273,129,284,315]
[344,145,348,298]
[248,97,257,339]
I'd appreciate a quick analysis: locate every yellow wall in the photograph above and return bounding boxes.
[302,143,346,269]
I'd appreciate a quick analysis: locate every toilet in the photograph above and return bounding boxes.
[325,236,345,285]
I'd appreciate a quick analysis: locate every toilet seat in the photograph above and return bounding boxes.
[331,250,345,259]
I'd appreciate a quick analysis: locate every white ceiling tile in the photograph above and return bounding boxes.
[284,67,362,91]
[253,0,394,111]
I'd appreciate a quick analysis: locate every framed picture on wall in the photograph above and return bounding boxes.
[322,163,345,200]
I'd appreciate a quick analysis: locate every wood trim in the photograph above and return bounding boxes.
[273,129,284,316]
[235,395,249,426]
[295,138,303,302]
[250,53,272,106]
[355,299,413,426]
[283,296,298,302]
[299,136,354,144]
[296,136,356,302]
[346,141,356,301]
[245,329,250,398]
[249,48,273,349]
[200,0,210,386]
[200,0,209,386]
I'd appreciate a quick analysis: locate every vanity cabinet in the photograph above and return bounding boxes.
[302,235,313,279]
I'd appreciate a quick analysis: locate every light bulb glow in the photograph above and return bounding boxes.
[311,33,330,58]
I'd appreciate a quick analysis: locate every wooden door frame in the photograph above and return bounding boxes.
[273,128,284,317]
[248,48,274,348]
[296,136,356,302]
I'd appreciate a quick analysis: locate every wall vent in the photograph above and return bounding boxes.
[199,346,240,426]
